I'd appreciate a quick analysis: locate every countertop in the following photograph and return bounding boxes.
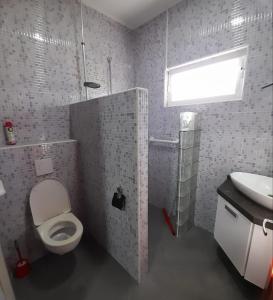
[217,177,273,229]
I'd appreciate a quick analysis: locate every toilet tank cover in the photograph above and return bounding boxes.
[30,179,71,226]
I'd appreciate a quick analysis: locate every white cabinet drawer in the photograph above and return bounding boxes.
[214,196,253,275]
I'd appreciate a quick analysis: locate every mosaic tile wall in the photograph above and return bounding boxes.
[133,0,273,232]
[70,88,148,282]
[0,0,134,146]
[0,140,84,268]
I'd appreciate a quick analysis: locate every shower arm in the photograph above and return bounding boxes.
[107,57,112,95]
[261,82,273,89]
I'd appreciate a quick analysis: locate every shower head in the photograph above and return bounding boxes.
[84,82,101,89]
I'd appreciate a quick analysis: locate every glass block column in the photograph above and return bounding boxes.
[176,112,200,237]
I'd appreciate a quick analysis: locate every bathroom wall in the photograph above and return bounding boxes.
[0,0,271,271]
[0,0,135,270]
[0,0,134,146]
[0,140,83,268]
[134,0,273,232]
[70,88,148,282]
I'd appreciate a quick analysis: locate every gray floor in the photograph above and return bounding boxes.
[13,205,265,300]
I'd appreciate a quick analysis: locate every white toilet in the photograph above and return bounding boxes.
[29,179,83,255]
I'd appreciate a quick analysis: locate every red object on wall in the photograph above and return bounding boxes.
[4,121,13,128]
[3,120,16,145]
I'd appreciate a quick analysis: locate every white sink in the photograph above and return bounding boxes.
[230,172,273,211]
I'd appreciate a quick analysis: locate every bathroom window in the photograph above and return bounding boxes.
[165,46,248,107]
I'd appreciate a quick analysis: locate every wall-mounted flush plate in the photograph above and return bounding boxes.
[35,158,54,176]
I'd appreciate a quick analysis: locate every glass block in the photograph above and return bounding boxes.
[181,147,193,165]
[190,175,198,190]
[176,208,190,225]
[193,130,201,146]
[179,179,191,197]
[180,131,194,149]
[178,175,198,197]
[180,112,198,131]
[180,163,193,181]
[178,194,191,212]
[193,146,200,162]
[192,161,199,176]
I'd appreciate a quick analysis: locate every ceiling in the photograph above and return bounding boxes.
[82,0,181,29]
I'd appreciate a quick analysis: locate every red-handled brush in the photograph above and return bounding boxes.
[14,240,30,278]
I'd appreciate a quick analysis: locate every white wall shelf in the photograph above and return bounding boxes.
[0,139,77,151]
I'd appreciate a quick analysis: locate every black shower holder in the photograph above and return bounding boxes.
[84,82,101,89]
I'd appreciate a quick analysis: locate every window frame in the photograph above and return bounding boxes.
[164,46,248,107]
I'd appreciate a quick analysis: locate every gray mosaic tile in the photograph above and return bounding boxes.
[70,88,148,282]
[0,140,84,268]
[134,0,273,232]
[0,0,134,146]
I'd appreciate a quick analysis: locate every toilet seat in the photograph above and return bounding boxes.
[37,213,83,248]
[30,179,71,226]
[29,179,83,255]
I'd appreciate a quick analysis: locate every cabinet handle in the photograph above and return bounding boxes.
[224,205,237,218]
[262,219,273,236]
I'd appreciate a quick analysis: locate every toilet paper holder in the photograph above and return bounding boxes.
[112,186,126,210]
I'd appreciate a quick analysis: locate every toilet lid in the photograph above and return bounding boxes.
[30,179,71,226]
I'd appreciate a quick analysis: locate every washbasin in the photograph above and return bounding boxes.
[230,172,273,211]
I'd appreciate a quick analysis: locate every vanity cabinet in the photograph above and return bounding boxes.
[214,195,272,289]
[214,196,253,275]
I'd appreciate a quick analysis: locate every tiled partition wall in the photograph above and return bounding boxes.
[0,0,134,146]
[0,140,83,268]
[134,0,273,232]
[70,88,148,282]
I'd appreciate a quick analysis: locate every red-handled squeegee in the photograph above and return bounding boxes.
[162,208,176,236]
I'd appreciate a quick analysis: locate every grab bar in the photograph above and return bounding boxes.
[149,136,179,144]
[261,82,273,90]
[262,219,273,236]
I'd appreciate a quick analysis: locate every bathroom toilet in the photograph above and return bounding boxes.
[29,179,83,255]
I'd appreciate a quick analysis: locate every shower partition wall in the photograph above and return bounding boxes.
[176,113,200,237]
[70,88,148,282]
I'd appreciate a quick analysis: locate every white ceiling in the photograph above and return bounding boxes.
[82,0,181,29]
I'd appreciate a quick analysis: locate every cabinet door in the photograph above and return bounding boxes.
[214,196,253,275]
[244,224,273,289]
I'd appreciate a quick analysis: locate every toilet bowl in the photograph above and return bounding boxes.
[29,179,83,255]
